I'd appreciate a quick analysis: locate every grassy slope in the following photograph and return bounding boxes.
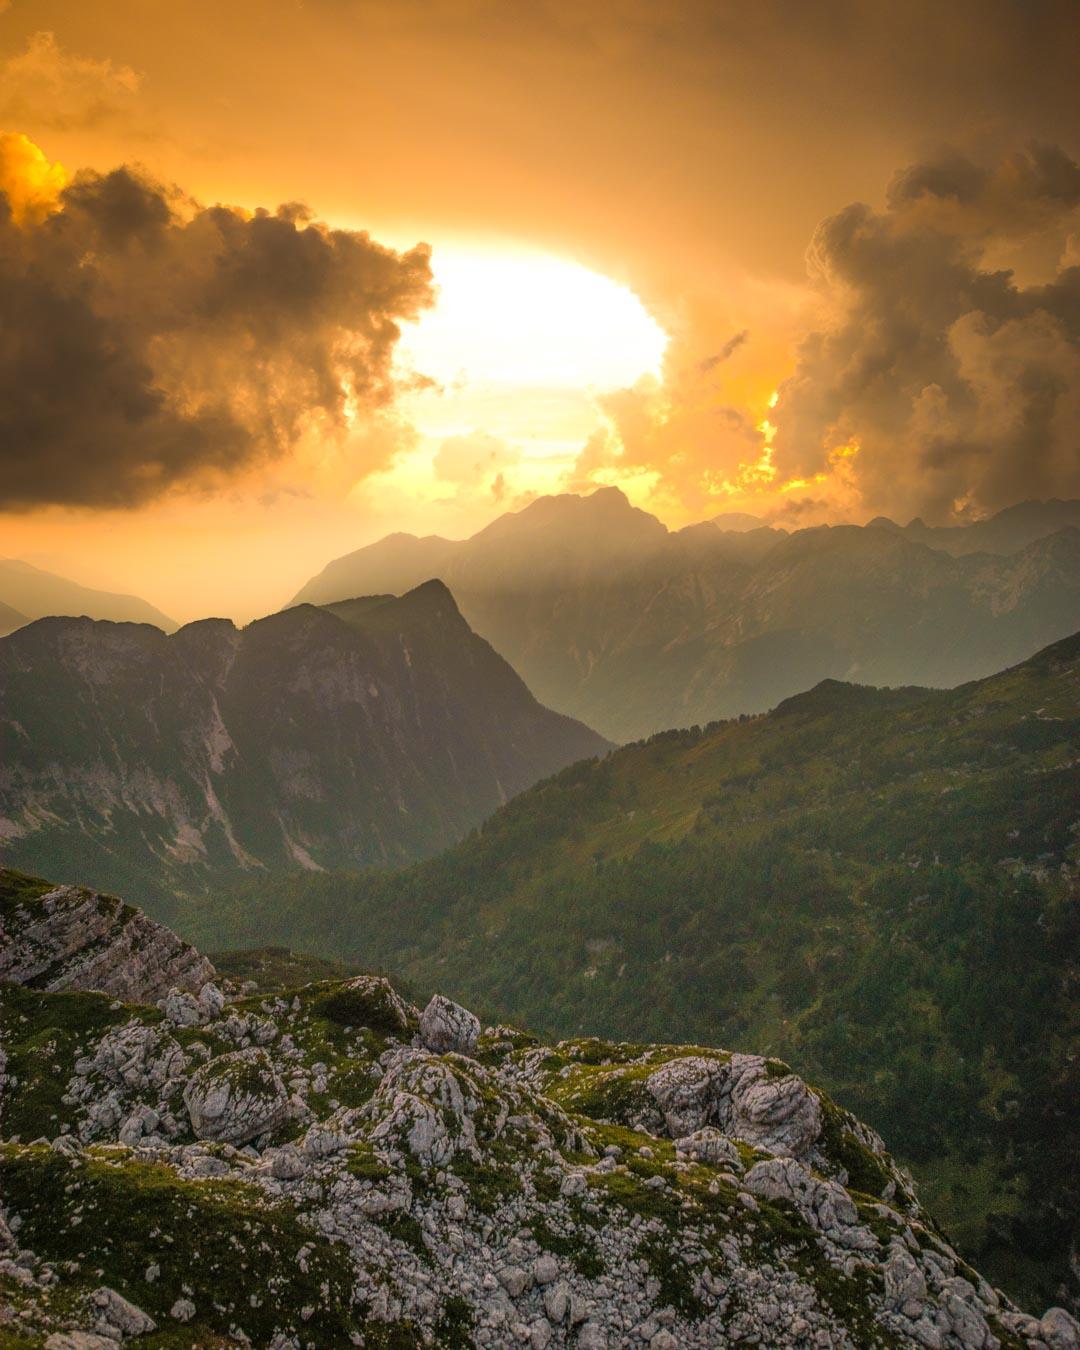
[185,633,1080,1311]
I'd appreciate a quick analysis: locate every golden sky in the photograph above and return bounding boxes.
[1,0,1078,622]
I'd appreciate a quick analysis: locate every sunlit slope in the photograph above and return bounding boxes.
[191,632,1080,1312]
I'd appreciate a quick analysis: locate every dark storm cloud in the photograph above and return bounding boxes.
[0,156,434,509]
[698,330,749,374]
[771,143,1080,522]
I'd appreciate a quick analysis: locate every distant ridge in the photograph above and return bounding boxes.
[291,490,1080,741]
[0,557,177,631]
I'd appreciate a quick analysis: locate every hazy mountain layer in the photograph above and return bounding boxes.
[3,868,1075,1347]
[293,490,1080,741]
[0,557,177,632]
[0,581,609,912]
[191,633,1080,1312]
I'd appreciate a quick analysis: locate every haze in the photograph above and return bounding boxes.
[1,0,1079,622]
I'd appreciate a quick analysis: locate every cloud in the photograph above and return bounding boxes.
[432,430,520,486]
[698,330,749,373]
[0,32,141,131]
[0,137,434,510]
[770,142,1080,521]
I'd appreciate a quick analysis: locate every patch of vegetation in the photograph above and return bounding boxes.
[313,979,412,1036]
[0,1143,357,1345]
[0,867,55,921]
[0,985,133,1140]
[817,1098,895,1198]
[634,1232,705,1317]
[529,1217,604,1277]
[210,946,366,991]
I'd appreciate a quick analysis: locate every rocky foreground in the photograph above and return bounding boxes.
[1,871,1078,1349]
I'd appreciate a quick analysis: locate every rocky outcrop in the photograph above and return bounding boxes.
[3,879,1077,1348]
[0,872,214,1002]
[183,1048,291,1145]
[647,1053,823,1160]
[419,992,481,1055]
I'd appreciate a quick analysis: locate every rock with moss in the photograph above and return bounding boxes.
[3,873,1079,1349]
[419,993,481,1056]
[0,870,214,1002]
[183,1048,291,1145]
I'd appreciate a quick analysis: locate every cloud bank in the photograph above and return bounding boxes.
[771,142,1080,521]
[0,135,434,509]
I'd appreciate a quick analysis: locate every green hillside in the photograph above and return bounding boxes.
[186,633,1080,1312]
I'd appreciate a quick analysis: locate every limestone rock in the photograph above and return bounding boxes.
[419,993,481,1056]
[0,881,214,1003]
[183,1048,290,1145]
[90,1286,156,1338]
[647,1054,822,1159]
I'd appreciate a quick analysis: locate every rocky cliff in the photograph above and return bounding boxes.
[0,870,214,1003]
[0,583,610,910]
[1,873,1077,1348]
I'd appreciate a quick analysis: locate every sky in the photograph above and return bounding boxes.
[1,0,1079,622]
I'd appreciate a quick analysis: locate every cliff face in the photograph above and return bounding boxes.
[1,872,1076,1348]
[0,871,214,1002]
[0,583,610,907]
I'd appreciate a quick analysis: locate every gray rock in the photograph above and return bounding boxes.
[183,1048,291,1145]
[419,994,481,1056]
[0,883,215,1003]
[90,1285,156,1338]
[1042,1309,1080,1350]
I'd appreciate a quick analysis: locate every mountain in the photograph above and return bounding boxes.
[0,582,609,914]
[189,633,1080,1313]
[0,557,178,631]
[869,499,1080,557]
[0,599,27,636]
[291,490,1080,742]
[3,867,1076,1347]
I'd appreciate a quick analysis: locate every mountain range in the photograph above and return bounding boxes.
[292,490,1080,742]
[188,631,1080,1313]
[0,581,608,914]
[0,557,177,633]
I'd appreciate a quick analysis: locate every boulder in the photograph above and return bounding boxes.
[1042,1308,1080,1350]
[419,994,481,1056]
[90,1286,156,1339]
[646,1053,822,1159]
[183,1048,291,1145]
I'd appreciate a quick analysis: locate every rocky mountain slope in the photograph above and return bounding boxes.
[291,490,1080,741]
[0,582,609,913]
[191,632,1080,1314]
[0,559,177,633]
[3,869,1078,1348]
[0,601,27,638]
[0,871,214,1003]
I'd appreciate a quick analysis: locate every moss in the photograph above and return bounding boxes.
[346,1142,394,1182]
[818,1097,894,1197]
[433,1294,475,1348]
[0,1144,356,1345]
[0,985,132,1140]
[635,1233,706,1317]
[312,979,412,1036]
[529,1217,605,1277]
[370,1207,427,1257]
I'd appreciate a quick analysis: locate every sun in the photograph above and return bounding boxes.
[397,246,668,390]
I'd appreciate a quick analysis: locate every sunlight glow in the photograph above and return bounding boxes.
[398,248,668,390]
